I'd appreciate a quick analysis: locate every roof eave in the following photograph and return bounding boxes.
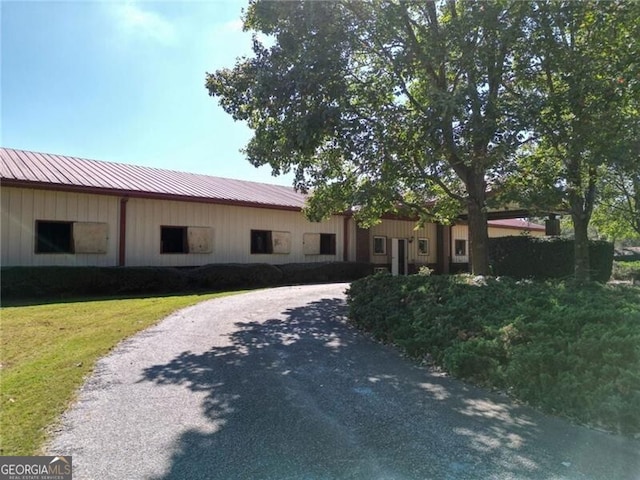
[0,179,306,213]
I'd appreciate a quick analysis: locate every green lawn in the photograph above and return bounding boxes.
[0,292,240,455]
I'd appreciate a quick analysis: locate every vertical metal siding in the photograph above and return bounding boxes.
[124,198,344,267]
[451,224,469,264]
[347,218,357,262]
[1,187,119,266]
[369,219,438,265]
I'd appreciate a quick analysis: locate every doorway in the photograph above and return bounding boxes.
[391,238,408,276]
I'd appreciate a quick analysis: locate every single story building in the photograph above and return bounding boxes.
[1,147,544,274]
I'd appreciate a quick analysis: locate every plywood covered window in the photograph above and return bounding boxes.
[161,226,213,254]
[303,233,336,255]
[73,222,109,254]
[250,230,290,254]
[36,221,108,254]
[187,227,214,254]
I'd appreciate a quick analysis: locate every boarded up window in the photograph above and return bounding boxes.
[304,233,336,255]
[271,231,291,254]
[251,230,290,254]
[187,227,213,254]
[303,233,321,254]
[73,222,108,254]
[161,226,213,254]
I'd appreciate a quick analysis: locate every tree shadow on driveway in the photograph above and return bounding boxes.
[141,297,640,480]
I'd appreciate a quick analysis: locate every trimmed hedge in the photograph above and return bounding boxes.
[347,274,640,434]
[1,262,373,300]
[488,237,614,282]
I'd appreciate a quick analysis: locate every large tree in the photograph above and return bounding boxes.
[592,160,640,241]
[522,1,640,281]
[207,0,533,275]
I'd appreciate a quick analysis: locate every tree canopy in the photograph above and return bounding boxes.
[208,0,536,275]
[207,0,639,279]
[515,1,640,280]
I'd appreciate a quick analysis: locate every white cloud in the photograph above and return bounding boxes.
[111,2,177,45]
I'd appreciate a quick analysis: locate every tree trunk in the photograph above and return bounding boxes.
[466,176,489,276]
[572,211,591,283]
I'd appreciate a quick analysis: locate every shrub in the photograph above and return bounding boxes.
[347,275,640,434]
[1,262,373,300]
[188,263,283,290]
[0,266,189,298]
[278,262,373,284]
[488,237,614,282]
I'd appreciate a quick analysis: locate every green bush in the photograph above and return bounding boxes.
[488,237,614,282]
[278,262,373,284]
[1,262,373,300]
[188,263,284,290]
[0,266,189,298]
[347,274,640,434]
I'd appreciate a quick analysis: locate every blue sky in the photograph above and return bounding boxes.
[1,1,293,185]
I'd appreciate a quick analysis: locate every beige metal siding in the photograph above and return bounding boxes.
[450,224,544,265]
[124,198,344,266]
[346,218,357,261]
[1,187,119,266]
[451,224,469,264]
[369,219,438,265]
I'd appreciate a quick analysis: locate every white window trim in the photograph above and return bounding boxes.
[373,236,387,255]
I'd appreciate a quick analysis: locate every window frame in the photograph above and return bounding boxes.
[319,233,337,255]
[418,238,430,256]
[454,239,467,256]
[35,220,74,254]
[251,229,274,254]
[373,236,387,255]
[160,226,189,254]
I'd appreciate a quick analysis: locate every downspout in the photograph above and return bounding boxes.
[118,197,128,266]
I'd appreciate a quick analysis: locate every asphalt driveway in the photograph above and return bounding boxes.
[47,283,640,479]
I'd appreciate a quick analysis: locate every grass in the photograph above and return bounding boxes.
[0,292,241,455]
[612,260,640,282]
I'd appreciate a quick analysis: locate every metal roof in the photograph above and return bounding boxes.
[0,147,306,210]
[487,218,545,231]
[1,148,544,229]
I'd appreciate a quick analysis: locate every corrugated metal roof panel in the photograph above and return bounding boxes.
[0,147,306,210]
[488,218,545,231]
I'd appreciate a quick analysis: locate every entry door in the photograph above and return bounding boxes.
[391,238,408,276]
